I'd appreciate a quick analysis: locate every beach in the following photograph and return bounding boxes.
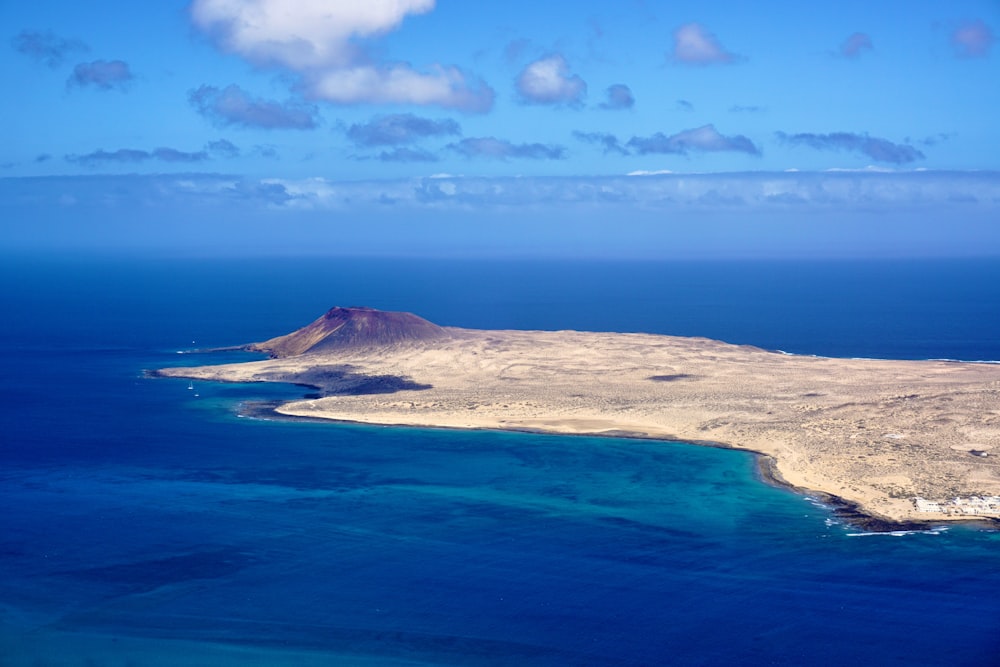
[159,319,1000,526]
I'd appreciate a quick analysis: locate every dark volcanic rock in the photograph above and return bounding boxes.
[249,306,449,358]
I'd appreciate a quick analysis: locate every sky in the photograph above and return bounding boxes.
[1,0,998,258]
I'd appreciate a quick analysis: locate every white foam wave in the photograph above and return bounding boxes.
[846,526,949,538]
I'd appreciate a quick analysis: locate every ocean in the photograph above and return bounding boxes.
[1,255,999,666]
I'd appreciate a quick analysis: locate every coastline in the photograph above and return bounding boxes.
[223,391,996,532]
[156,321,1000,528]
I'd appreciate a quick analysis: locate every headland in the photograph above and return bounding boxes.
[156,306,1000,527]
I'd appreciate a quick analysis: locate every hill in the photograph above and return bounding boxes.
[249,306,449,357]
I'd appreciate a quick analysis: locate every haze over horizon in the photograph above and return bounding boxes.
[2,1,998,258]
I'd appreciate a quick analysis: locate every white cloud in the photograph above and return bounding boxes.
[191,0,434,68]
[311,65,493,111]
[190,0,493,112]
[515,54,586,106]
[671,23,739,65]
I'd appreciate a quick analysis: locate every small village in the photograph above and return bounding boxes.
[914,496,1000,515]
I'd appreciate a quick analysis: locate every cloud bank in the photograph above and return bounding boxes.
[9,171,996,214]
[7,172,997,259]
[116,170,995,214]
[190,0,494,112]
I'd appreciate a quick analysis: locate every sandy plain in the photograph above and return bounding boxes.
[159,322,1000,527]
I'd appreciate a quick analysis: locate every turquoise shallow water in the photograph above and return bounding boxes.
[1,256,999,665]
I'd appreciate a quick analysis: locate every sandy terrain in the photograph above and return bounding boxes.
[158,322,1000,526]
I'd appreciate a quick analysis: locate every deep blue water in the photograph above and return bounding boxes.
[1,256,999,666]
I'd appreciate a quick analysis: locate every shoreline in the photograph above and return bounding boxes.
[231,396,997,532]
[156,319,1000,529]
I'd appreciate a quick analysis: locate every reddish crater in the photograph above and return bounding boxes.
[249,306,449,358]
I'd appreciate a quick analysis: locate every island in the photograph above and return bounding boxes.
[156,306,1000,527]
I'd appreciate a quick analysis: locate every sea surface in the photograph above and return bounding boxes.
[1,255,999,666]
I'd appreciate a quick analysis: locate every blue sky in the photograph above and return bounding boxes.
[2,1,998,257]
